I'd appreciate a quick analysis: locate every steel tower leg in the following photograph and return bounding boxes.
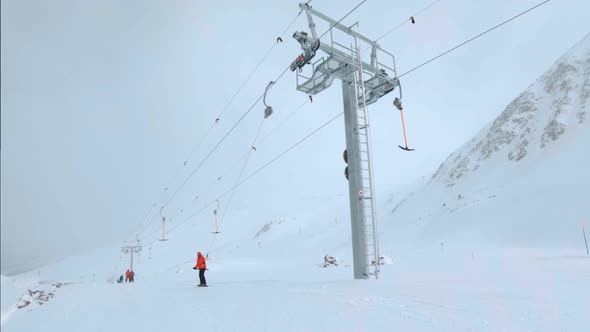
[342,79,369,279]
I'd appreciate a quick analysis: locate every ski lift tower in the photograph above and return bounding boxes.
[290,3,401,279]
[121,240,142,271]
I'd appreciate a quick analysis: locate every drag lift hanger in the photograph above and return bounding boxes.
[212,200,221,234]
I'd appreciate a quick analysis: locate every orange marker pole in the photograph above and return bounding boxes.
[583,221,589,255]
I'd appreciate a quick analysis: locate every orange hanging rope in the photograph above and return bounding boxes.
[398,110,414,151]
[400,110,409,147]
[394,98,414,151]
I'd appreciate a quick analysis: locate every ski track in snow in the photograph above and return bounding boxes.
[1,306,18,327]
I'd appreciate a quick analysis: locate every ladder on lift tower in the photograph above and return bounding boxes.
[351,41,380,278]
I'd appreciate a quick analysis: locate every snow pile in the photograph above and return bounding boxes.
[377,255,395,265]
[13,282,69,310]
[323,254,339,267]
[1,276,68,326]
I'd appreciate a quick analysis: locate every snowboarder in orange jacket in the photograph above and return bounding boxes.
[193,251,207,287]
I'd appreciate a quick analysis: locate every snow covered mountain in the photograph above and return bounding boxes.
[386,33,590,249]
[432,33,589,186]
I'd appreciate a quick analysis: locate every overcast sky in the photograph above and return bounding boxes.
[2,0,589,274]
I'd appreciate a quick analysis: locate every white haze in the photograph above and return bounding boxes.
[2,0,589,274]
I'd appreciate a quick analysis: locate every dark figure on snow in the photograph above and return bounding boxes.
[118,275,124,283]
[193,251,207,287]
[130,270,135,282]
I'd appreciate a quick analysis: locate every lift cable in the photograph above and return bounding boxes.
[317,0,369,40]
[375,0,443,42]
[149,110,343,248]
[398,0,552,78]
[139,99,311,240]
[205,118,268,256]
[130,11,303,239]
[160,66,291,210]
[139,0,552,261]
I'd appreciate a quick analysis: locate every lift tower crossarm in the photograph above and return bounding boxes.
[301,3,318,40]
[299,2,380,71]
[121,241,142,271]
[299,3,378,48]
[292,3,398,104]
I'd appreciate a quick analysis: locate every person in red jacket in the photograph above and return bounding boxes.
[193,251,207,287]
[125,269,131,283]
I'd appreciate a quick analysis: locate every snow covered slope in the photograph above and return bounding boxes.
[3,245,589,331]
[385,33,590,249]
